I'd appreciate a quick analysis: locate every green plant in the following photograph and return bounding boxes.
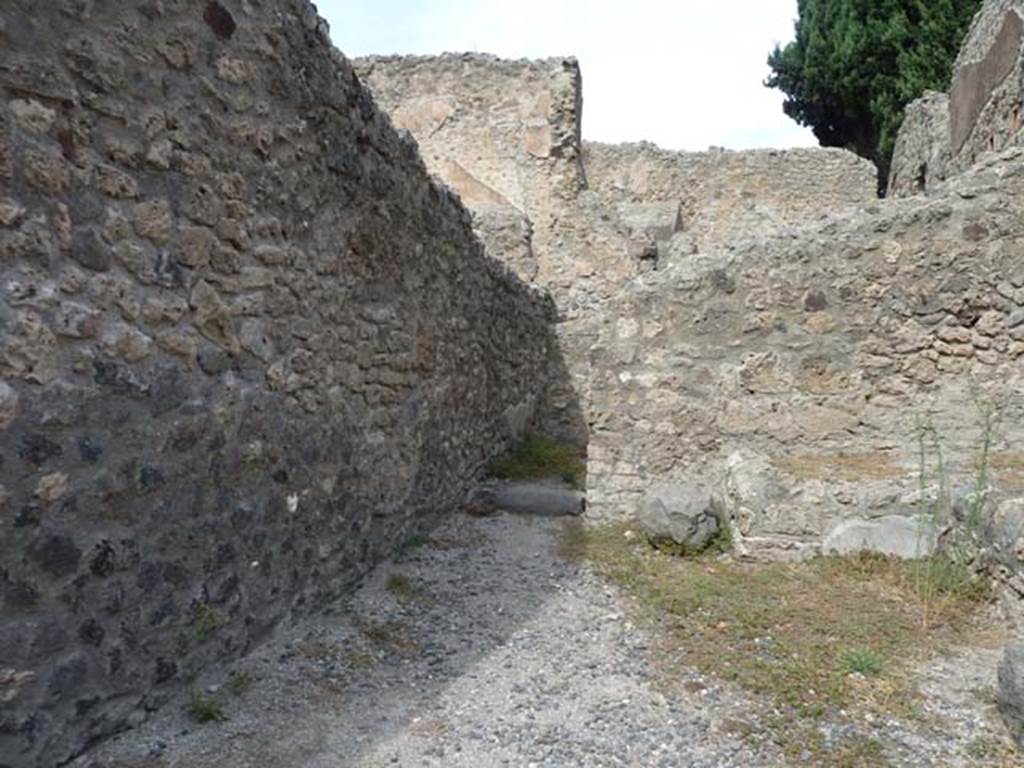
[840,648,884,676]
[185,690,226,723]
[345,651,375,670]
[225,669,255,696]
[488,435,585,488]
[766,0,982,189]
[706,519,734,556]
[191,601,227,641]
[384,573,434,605]
[912,398,999,626]
[404,534,427,550]
[965,395,999,532]
[646,518,733,558]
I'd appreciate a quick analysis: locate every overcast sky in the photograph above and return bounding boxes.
[317,0,818,152]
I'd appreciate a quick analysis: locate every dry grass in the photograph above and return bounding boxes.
[385,573,435,605]
[418,529,487,551]
[560,521,994,766]
[991,450,1024,491]
[771,451,904,482]
[294,639,342,663]
[359,619,418,656]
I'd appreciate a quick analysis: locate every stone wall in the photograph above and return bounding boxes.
[0,2,552,766]
[887,92,952,198]
[582,142,878,253]
[586,148,1024,560]
[353,53,587,298]
[890,0,1024,197]
[356,54,627,445]
[355,56,879,446]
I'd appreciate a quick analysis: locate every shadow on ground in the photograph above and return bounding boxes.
[72,512,778,768]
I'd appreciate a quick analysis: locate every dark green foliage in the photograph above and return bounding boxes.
[766,0,982,190]
[488,434,586,489]
[185,690,227,723]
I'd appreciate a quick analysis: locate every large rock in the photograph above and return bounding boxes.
[998,642,1024,748]
[637,484,721,553]
[821,515,939,559]
[722,451,791,536]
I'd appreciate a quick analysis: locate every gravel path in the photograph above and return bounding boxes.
[77,511,1014,768]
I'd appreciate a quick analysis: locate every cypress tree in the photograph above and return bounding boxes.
[766,0,982,191]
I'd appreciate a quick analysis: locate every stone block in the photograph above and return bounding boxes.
[821,515,939,559]
[472,481,584,517]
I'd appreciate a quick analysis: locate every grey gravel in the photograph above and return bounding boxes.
[76,512,1015,768]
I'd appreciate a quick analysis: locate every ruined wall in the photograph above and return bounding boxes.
[887,92,953,198]
[352,53,585,267]
[0,2,552,765]
[583,142,878,253]
[586,148,1024,561]
[949,0,1024,167]
[355,54,624,444]
[352,55,642,311]
[355,56,880,446]
[891,0,1024,197]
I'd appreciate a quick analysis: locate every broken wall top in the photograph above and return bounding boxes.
[354,53,584,217]
[583,141,878,253]
[890,0,1024,196]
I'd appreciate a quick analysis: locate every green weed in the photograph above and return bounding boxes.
[489,435,585,488]
[185,690,226,724]
[840,648,884,676]
[225,669,255,696]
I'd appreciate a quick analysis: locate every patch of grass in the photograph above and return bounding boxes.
[827,735,887,767]
[191,601,227,641]
[560,521,991,765]
[345,651,375,670]
[295,639,342,663]
[489,434,585,489]
[185,690,227,724]
[909,553,991,607]
[404,534,427,550]
[647,519,733,558]
[385,573,434,605]
[840,648,884,676]
[360,619,417,655]
[225,669,255,696]
[963,733,1020,765]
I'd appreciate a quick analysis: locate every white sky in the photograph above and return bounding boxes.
[316,0,818,152]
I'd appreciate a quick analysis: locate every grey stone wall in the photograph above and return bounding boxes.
[586,148,1024,560]
[891,0,1024,197]
[355,54,615,445]
[353,53,585,216]
[887,92,952,197]
[354,56,879,448]
[582,142,879,253]
[0,2,552,765]
[949,0,1024,164]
